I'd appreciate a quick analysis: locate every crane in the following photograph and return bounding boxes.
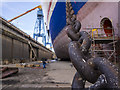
[33,6,52,47]
[8,5,52,50]
[8,5,42,22]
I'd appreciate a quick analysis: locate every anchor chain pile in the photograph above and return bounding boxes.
[66,2,119,89]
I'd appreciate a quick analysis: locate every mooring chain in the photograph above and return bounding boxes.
[66,1,119,89]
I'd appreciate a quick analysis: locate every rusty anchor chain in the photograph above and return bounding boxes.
[66,1,119,89]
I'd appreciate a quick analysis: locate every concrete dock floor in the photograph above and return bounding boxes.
[1,61,75,90]
[1,61,92,90]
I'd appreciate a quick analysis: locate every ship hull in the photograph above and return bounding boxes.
[48,1,119,60]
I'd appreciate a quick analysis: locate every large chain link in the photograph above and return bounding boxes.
[66,1,119,89]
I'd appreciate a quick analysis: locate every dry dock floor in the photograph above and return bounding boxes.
[1,61,91,90]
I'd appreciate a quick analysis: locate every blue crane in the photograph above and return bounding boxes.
[33,7,52,49]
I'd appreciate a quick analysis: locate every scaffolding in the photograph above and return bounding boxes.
[85,27,117,63]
